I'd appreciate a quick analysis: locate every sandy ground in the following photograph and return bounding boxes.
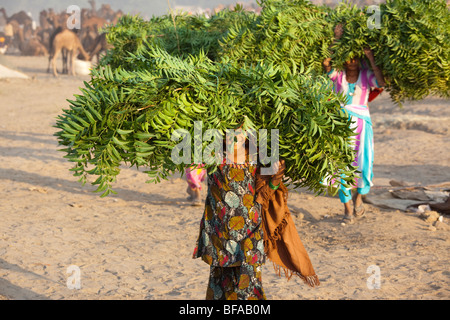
[0,54,449,300]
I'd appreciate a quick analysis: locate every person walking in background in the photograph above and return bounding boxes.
[323,25,386,224]
[185,164,206,206]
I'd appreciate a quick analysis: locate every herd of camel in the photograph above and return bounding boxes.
[0,1,121,76]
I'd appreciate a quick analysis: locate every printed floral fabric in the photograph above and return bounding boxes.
[192,163,265,268]
[206,264,266,300]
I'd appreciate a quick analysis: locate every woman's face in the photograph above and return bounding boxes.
[225,129,247,163]
[345,59,359,71]
[226,129,246,150]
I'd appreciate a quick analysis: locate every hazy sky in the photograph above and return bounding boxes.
[0,0,257,23]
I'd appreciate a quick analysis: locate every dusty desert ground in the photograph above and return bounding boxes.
[0,54,449,300]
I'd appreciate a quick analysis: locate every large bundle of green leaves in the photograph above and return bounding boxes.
[328,0,450,104]
[326,1,374,69]
[376,0,450,103]
[55,35,356,196]
[101,6,256,67]
[220,0,449,104]
[220,0,333,75]
[55,0,449,197]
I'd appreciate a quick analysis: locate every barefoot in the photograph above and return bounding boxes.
[191,188,202,206]
[186,186,194,201]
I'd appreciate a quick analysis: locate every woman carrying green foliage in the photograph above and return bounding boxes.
[192,132,270,300]
[323,25,385,224]
[192,131,319,299]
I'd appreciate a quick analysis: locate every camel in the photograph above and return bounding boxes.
[110,10,124,25]
[0,8,32,26]
[49,29,90,77]
[88,0,117,21]
[80,27,98,57]
[81,8,92,22]
[88,32,112,63]
[46,10,69,30]
[47,25,82,74]
[36,27,53,52]
[88,0,97,16]
[0,8,45,55]
[39,10,52,30]
[19,38,48,56]
[89,2,122,23]
[22,22,36,42]
[97,4,115,21]
[47,27,68,74]
[82,16,108,32]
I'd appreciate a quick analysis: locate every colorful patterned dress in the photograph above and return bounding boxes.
[192,162,266,300]
[328,67,381,203]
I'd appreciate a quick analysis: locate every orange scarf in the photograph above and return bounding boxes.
[255,175,320,287]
